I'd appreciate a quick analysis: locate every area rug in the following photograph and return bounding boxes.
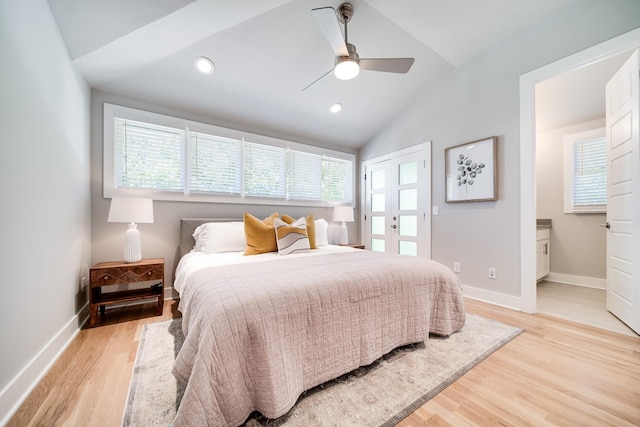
[122,314,522,426]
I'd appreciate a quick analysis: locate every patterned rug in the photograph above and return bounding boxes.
[122,314,522,426]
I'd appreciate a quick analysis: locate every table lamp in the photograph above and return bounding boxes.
[108,197,154,263]
[332,206,354,245]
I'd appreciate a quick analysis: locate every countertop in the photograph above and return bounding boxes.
[537,218,552,230]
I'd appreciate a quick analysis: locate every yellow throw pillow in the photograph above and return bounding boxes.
[243,212,279,255]
[281,214,316,249]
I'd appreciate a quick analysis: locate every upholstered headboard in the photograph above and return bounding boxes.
[179,218,242,259]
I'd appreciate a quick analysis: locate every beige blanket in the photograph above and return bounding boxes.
[172,250,465,426]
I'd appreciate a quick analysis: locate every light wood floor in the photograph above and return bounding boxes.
[537,280,638,337]
[8,298,640,427]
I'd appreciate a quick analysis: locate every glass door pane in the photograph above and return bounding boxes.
[365,160,391,253]
[399,241,417,256]
[399,161,418,185]
[399,188,417,210]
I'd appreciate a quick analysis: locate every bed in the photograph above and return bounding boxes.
[171,217,465,426]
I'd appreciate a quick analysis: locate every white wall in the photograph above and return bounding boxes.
[0,0,91,423]
[360,0,640,307]
[536,118,606,280]
[90,90,358,294]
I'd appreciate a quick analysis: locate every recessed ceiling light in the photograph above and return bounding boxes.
[330,103,343,113]
[194,57,214,75]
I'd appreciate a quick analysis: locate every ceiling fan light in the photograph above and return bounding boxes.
[194,57,214,75]
[334,58,360,80]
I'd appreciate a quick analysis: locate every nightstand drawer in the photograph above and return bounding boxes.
[90,262,163,287]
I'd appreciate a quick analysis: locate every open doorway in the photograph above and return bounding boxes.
[519,28,640,333]
[533,54,636,336]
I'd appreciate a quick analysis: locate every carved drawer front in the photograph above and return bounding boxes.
[90,264,163,287]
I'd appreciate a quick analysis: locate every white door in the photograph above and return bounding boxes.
[363,146,430,257]
[605,49,640,334]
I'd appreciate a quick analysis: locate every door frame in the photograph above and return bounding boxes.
[360,142,432,258]
[519,28,640,313]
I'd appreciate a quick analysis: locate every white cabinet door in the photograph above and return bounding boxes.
[536,230,550,281]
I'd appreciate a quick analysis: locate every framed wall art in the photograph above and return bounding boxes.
[445,136,497,203]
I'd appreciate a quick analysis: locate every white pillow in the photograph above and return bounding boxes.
[192,221,246,253]
[314,218,329,246]
[274,217,310,255]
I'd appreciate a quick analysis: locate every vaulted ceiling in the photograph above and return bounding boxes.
[48,0,581,149]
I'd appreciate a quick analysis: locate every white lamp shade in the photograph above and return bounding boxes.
[108,197,153,263]
[108,197,154,224]
[332,206,354,222]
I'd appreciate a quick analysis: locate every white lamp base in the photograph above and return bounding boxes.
[124,223,142,263]
[339,221,349,245]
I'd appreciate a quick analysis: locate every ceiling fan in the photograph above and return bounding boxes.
[303,2,415,91]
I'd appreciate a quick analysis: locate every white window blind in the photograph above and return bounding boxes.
[287,150,322,201]
[243,141,286,198]
[114,118,184,192]
[189,131,242,195]
[563,129,607,213]
[323,156,353,202]
[105,104,355,206]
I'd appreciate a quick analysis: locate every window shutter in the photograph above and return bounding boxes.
[571,137,607,212]
[189,132,242,195]
[114,118,184,191]
[287,150,322,200]
[243,141,286,198]
[322,156,353,202]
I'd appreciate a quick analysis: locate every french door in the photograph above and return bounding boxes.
[362,144,430,257]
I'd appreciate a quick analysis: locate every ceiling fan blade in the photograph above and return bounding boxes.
[311,7,348,57]
[302,68,334,92]
[359,58,415,73]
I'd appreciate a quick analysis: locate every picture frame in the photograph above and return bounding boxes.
[445,136,497,203]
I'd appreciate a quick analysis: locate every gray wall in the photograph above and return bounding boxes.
[360,0,640,300]
[536,118,606,279]
[90,90,358,293]
[0,0,91,422]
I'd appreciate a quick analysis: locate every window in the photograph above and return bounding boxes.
[104,103,355,206]
[189,132,242,195]
[563,128,607,213]
[287,150,322,201]
[243,142,286,198]
[114,118,185,192]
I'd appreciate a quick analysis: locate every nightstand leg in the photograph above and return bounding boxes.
[89,305,97,327]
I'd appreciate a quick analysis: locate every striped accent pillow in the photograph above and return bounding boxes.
[274,217,310,255]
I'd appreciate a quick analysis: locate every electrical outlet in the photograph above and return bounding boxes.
[432,205,439,216]
[488,268,497,279]
[453,262,461,273]
[80,276,87,291]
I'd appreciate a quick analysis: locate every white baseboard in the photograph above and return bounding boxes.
[544,272,606,290]
[461,284,522,311]
[0,304,89,426]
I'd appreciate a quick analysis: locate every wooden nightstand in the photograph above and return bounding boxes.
[341,244,365,249]
[89,258,164,327]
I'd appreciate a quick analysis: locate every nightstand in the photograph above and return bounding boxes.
[341,244,365,249]
[89,258,164,327]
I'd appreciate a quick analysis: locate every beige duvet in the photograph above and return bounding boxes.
[172,250,465,426]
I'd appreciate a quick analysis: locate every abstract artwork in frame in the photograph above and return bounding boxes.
[445,136,497,203]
